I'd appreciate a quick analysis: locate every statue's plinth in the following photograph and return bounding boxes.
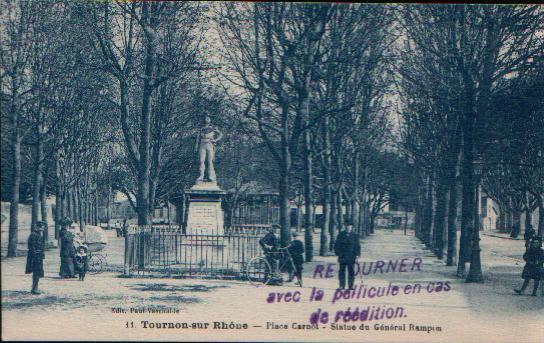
[185,182,226,240]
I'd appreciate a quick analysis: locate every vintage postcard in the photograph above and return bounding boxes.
[1,1,543,342]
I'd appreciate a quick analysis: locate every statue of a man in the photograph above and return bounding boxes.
[196,116,223,183]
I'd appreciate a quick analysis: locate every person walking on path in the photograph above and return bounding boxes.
[334,220,361,290]
[524,225,536,248]
[115,221,122,238]
[515,236,544,296]
[122,218,128,237]
[59,218,77,278]
[287,231,305,286]
[25,221,46,294]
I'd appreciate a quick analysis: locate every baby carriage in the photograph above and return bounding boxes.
[74,225,108,274]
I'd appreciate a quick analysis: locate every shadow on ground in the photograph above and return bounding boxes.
[1,283,214,311]
[129,283,228,292]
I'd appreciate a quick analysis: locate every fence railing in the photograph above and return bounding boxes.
[124,225,263,278]
[225,224,271,236]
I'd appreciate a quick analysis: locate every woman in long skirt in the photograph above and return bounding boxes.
[59,224,76,278]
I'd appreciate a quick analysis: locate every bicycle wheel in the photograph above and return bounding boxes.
[88,254,103,275]
[246,256,272,287]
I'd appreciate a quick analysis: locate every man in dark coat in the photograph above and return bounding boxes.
[515,236,543,296]
[26,221,46,294]
[260,224,280,282]
[287,231,304,286]
[524,225,536,248]
[334,221,361,290]
[59,219,76,278]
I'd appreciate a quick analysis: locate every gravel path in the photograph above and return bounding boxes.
[2,229,542,342]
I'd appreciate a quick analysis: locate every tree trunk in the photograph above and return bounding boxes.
[433,178,448,259]
[149,178,157,219]
[92,196,97,225]
[72,187,78,221]
[106,186,111,229]
[296,201,303,231]
[40,180,48,246]
[7,135,21,257]
[66,187,71,221]
[55,189,64,240]
[84,198,89,225]
[511,209,521,238]
[336,188,344,231]
[414,203,420,239]
[538,200,543,237]
[136,9,155,227]
[320,183,330,256]
[55,155,63,239]
[359,199,366,238]
[496,203,504,232]
[352,153,360,235]
[458,146,475,275]
[77,185,84,232]
[361,191,369,238]
[137,172,151,226]
[329,188,337,251]
[423,177,433,247]
[279,169,291,246]
[303,128,314,262]
[524,200,532,234]
[404,208,408,235]
[31,129,43,233]
[447,182,458,266]
[506,209,513,235]
[322,117,332,252]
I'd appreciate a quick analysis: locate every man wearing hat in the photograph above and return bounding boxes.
[287,231,305,286]
[334,219,361,290]
[524,224,536,248]
[260,224,280,282]
[515,236,543,296]
[25,221,46,294]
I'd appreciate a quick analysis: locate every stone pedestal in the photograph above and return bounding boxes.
[185,182,226,236]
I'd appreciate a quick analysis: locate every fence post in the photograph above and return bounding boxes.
[124,227,130,276]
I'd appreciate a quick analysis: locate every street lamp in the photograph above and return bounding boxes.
[466,156,484,283]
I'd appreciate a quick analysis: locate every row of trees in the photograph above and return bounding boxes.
[218,3,402,260]
[397,5,543,279]
[2,0,119,252]
[3,2,541,274]
[1,1,222,257]
[3,2,402,261]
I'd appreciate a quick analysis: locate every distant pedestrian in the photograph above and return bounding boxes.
[122,218,128,237]
[115,222,122,238]
[287,231,304,286]
[524,225,536,248]
[59,218,76,278]
[334,220,361,290]
[74,245,89,281]
[26,221,46,294]
[515,236,543,296]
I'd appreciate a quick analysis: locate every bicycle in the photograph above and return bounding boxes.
[246,245,300,287]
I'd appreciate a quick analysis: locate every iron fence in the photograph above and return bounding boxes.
[225,224,271,236]
[125,225,264,278]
